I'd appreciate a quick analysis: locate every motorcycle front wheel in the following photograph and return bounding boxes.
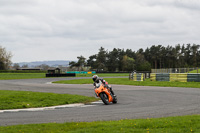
[100,93,109,105]
[112,95,117,104]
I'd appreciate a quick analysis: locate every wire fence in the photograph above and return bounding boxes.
[151,68,200,73]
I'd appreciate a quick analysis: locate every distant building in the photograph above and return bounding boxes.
[47,68,61,74]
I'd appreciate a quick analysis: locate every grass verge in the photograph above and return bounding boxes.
[76,73,129,77]
[0,73,46,80]
[0,115,199,132]
[189,69,200,73]
[54,78,200,88]
[0,90,97,110]
[0,73,128,80]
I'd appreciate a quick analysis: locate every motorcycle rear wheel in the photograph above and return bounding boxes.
[100,93,109,105]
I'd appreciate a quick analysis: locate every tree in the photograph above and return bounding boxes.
[0,46,12,70]
[184,44,192,67]
[69,55,86,71]
[70,44,200,72]
[37,64,49,71]
[96,47,107,71]
[117,48,126,71]
[13,63,20,70]
[22,64,28,68]
[149,45,162,69]
[165,45,173,68]
[122,55,135,71]
[190,44,200,67]
[135,52,151,71]
[137,61,151,71]
[77,55,86,71]
[69,61,78,68]
[107,48,120,71]
[180,44,187,67]
[87,55,97,70]
[125,49,135,59]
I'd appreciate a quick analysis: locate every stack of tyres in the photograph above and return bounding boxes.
[170,73,187,82]
[187,74,200,82]
[156,73,169,81]
[150,73,156,81]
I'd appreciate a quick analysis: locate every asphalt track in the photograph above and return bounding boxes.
[0,77,200,126]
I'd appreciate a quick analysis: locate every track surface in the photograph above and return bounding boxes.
[0,77,200,126]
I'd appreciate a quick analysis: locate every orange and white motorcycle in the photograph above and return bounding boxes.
[94,82,117,105]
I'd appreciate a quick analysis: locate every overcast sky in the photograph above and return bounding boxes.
[0,0,200,63]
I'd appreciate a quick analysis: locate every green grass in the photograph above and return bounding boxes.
[0,90,97,110]
[0,73,46,80]
[0,115,199,132]
[54,78,200,88]
[0,73,128,80]
[76,73,129,77]
[189,69,200,73]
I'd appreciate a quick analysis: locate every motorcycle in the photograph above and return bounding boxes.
[94,82,117,105]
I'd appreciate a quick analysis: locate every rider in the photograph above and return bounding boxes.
[92,75,115,96]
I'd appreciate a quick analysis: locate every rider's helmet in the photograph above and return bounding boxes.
[92,75,98,82]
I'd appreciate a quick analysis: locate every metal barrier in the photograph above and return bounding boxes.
[66,71,96,74]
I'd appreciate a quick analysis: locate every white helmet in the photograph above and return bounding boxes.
[92,75,98,82]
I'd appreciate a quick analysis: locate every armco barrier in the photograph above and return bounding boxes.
[129,73,144,81]
[88,71,92,74]
[150,73,200,82]
[66,71,96,74]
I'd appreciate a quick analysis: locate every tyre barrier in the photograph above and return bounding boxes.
[129,73,144,81]
[150,73,200,82]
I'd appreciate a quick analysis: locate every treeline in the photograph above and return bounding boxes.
[0,46,12,70]
[71,44,200,72]
[144,44,200,69]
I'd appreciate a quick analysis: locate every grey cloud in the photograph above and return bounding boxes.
[0,0,200,62]
[0,0,37,6]
[174,0,200,11]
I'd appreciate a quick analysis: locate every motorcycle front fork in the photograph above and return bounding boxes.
[109,87,115,95]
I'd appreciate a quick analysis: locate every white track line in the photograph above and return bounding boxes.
[0,101,103,113]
